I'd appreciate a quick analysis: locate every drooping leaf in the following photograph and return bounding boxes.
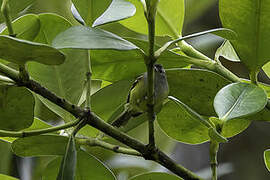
[11,135,70,157]
[219,0,270,71]
[57,135,77,180]
[121,0,184,37]
[0,0,36,23]
[0,86,34,131]
[93,0,136,27]
[28,13,87,121]
[0,174,18,180]
[52,26,139,50]
[264,149,270,172]
[0,35,65,65]
[1,14,40,41]
[214,82,267,121]
[71,0,111,26]
[215,40,240,62]
[43,150,116,180]
[129,172,183,180]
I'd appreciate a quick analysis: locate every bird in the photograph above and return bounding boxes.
[111,64,169,127]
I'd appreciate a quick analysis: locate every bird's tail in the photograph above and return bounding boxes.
[111,110,133,127]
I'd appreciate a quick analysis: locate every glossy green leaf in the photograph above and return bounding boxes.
[121,0,184,37]
[28,14,87,121]
[220,0,270,71]
[0,86,34,131]
[0,0,36,23]
[166,69,230,116]
[262,61,270,78]
[1,14,40,41]
[264,149,270,172]
[214,82,267,121]
[93,0,136,27]
[0,174,18,180]
[43,150,116,180]
[129,172,182,180]
[52,26,139,50]
[91,38,191,82]
[12,135,70,157]
[57,135,77,180]
[0,35,65,65]
[221,118,251,138]
[72,0,111,26]
[215,40,240,62]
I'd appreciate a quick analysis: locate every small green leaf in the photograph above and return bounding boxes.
[93,0,136,27]
[52,26,139,50]
[43,150,116,180]
[0,86,34,131]
[214,82,268,121]
[208,127,227,143]
[129,172,183,180]
[57,135,77,180]
[0,174,18,180]
[11,135,70,157]
[264,149,270,172]
[215,40,240,62]
[0,35,65,65]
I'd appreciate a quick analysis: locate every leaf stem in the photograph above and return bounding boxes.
[1,0,15,36]
[0,119,81,137]
[210,141,219,180]
[85,50,92,109]
[249,70,259,85]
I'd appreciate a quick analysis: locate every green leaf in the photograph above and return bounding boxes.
[93,0,136,27]
[0,0,36,23]
[219,0,270,71]
[0,174,18,180]
[262,61,270,78]
[57,135,77,180]
[1,14,40,41]
[215,40,240,62]
[11,135,70,157]
[166,69,230,116]
[72,0,111,26]
[264,149,270,172]
[28,14,87,121]
[214,82,268,121]
[43,150,116,180]
[221,118,251,138]
[91,38,190,82]
[0,35,65,65]
[52,26,139,50]
[0,86,34,131]
[129,172,183,180]
[121,0,184,37]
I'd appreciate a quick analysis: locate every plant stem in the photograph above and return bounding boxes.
[85,50,92,109]
[78,138,141,157]
[210,141,219,180]
[0,119,81,137]
[1,0,15,37]
[249,70,259,85]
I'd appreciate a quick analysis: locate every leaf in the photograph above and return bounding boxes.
[71,0,111,26]
[264,149,270,172]
[43,150,116,180]
[262,61,270,78]
[0,174,18,180]
[0,35,65,65]
[214,82,268,121]
[52,26,139,50]
[221,118,251,138]
[166,69,230,116]
[1,14,40,41]
[57,135,77,180]
[129,172,182,180]
[11,135,70,157]
[93,0,136,27]
[219,0,270,71]
[121,0,184,37]
[91,38,191,82]
[28,14,87,121]
[0,0,36,23]
[0,86,34,131]
[215,40,240,62]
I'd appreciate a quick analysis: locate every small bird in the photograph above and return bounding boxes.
[111,64,169,127]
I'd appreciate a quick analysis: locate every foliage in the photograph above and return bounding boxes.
[0,0,270,179]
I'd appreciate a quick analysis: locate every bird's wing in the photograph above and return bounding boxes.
[127,75,144,103]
